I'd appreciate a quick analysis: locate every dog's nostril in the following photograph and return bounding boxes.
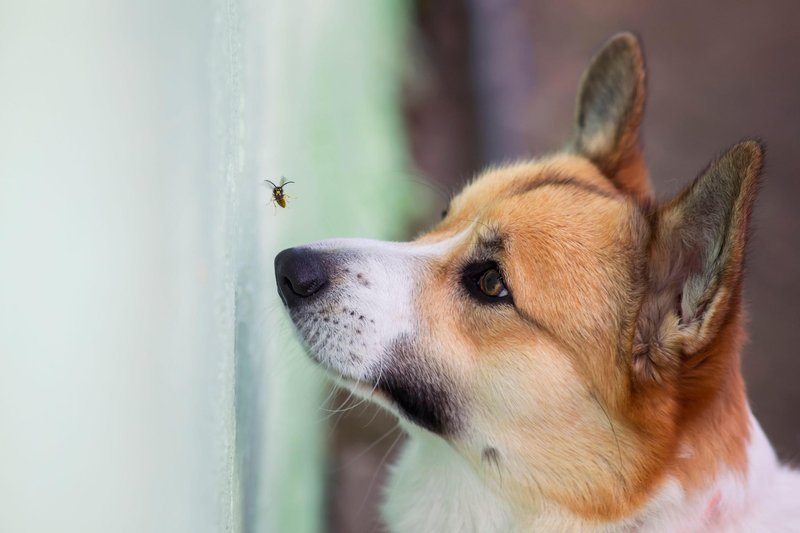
[291,278,324,297]
[283,276,296,295]
[284,275,325,297]
[275,247,331,305]
[283,278,325,298]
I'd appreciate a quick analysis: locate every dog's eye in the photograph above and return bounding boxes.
[462,261,512,304]
[478,268,508,298]
[440,208,449,220]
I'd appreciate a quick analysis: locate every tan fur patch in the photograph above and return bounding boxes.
[399,34,758,524]
[408,139,759,521]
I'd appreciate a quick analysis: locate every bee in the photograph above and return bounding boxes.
[264,177,295,209]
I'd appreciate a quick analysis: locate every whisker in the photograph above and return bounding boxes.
[405,175,453,202]
[361,357,385,428]
[332,421,400,474]
[355,430,405,516]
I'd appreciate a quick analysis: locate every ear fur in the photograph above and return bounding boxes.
[633,141,764,382]
[570,33,652,202]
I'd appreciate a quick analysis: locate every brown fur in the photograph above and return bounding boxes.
[407,34,761,521]
[569,33,651,203]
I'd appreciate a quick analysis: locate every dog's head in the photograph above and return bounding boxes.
[275,33,762,520]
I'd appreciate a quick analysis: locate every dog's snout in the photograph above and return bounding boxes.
[274,247,329,306]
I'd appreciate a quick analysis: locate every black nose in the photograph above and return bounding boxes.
[274,247,329,306]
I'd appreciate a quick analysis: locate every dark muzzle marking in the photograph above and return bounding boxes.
[378,336,462,436]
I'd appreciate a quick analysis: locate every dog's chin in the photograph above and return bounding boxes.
[297,340,402,417]
[291,316,461,435]
[333,373,386,399]
[288,304,386,381]
[299,338,377,382]
[319,366,402,420]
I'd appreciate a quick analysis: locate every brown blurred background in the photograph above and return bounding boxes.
[328,2,800,531]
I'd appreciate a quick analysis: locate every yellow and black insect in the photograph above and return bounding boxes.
[264,177,295,208]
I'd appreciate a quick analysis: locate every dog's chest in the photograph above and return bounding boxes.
[381,434,517,533]
[378,420,800,532]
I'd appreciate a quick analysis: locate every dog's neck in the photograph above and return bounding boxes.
[379,316,799,531]
[382,385,789,532]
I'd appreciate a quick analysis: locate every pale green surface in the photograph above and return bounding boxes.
[261,2,424,532]
[0,1,422,532]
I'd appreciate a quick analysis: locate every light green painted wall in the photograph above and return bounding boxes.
[259,1,423,532]
[0,1,421,532]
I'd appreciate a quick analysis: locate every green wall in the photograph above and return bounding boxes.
[260,1,421,531]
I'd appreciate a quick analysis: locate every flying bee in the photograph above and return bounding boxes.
[264,177,295,208]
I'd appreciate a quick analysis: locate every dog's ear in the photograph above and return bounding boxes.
[569,33,651,202]
[632,141,763,383]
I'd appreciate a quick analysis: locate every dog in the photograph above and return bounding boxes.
[275,33,800,532]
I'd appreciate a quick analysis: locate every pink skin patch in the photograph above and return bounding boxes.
[705,491,722,525]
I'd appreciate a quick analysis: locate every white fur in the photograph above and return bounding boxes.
[383,425,517,533]
[295,232,469,382]
[383,415,800,532]
[290,234,800,531]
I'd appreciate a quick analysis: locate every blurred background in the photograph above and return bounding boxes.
[1,1,797,533]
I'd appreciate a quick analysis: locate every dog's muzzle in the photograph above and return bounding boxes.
[273,241,463,435]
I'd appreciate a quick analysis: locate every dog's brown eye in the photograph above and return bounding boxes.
[478,269,508,298]
[462,261,512,304]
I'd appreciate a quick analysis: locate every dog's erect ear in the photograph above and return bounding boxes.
[569,33,651,202]
[633,141,763,382]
